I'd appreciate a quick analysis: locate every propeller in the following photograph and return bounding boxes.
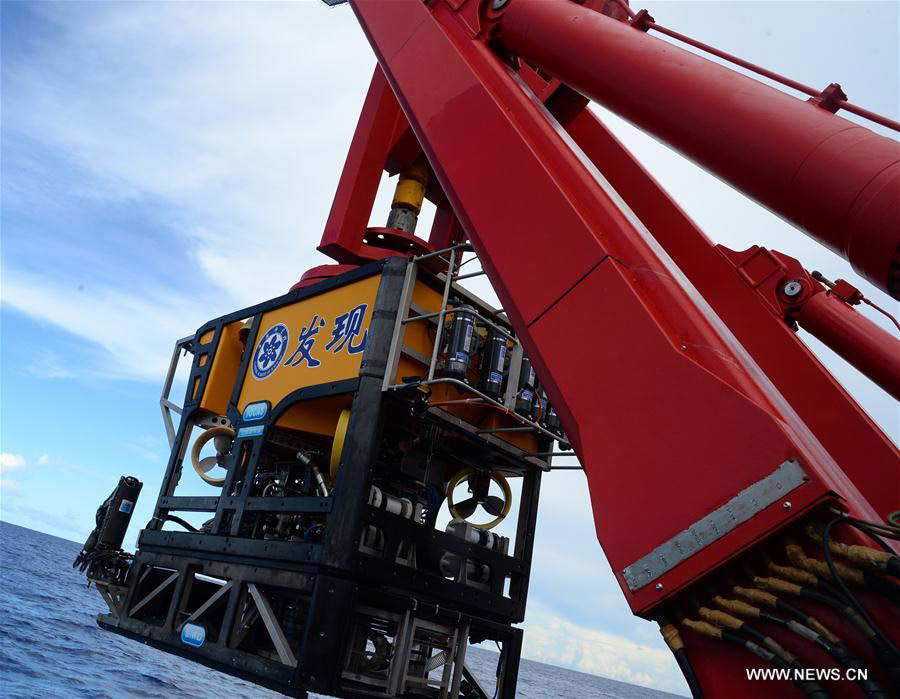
[446,467,512,530]
[191,427,235,487]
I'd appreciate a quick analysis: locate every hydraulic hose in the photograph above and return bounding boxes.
[714,595,888,698]
[656,612,704,699]
[682,619,830,699]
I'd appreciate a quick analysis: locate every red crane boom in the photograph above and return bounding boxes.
[308,0,900,695]
[498,0,900,299]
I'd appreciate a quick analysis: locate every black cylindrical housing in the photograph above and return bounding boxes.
[443,305,477,381]
[98,476,142,549]
[544,403,561,434]
[515,357,536,415]
[531,384,548,423]
[478,332,508,399]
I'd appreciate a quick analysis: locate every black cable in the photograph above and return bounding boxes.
[822,518,898,657]
[163,514,199,533]
[863,571,900,606]
[834,519,900,573]
[776,596,822,626]
[732,583,893,695]
[858,522,900,543]
[889,558,900,579]
[715,628,829,699]
[844,519,900,544]
[753,576,900,686]
[822,519,900,692]
[698,602,835,698]
[755,610,888,698]
[492,641,503,699]
[789,541,900,606]
[657,612,704,699]
[828,508,900,539]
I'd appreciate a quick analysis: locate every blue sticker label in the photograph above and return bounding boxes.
[118,500,133,514]
[490,371,503,383]
[181,622,206,648]
[252,323,290,380]
[242,401,268,422]
[237,425,265,439]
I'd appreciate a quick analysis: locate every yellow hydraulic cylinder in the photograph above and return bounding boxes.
[387,155,430,233]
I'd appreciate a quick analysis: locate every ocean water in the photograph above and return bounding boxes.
[0,521,681,698]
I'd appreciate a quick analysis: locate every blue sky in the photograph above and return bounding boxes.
[1,1,897,695]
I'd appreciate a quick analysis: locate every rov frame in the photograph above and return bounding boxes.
[93,252,555,699]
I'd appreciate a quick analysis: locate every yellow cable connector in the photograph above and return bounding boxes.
[659,624,684,652]
[734,584,840,643]
[699,606,795,663]
[754,576,803,596]
[713,595,761,618]
[787,543,865,584]
[733,585,777,608]
[768,561,819,587]
[807,525,894,572]
[698,607,743,631]
[807,618,841,645]
[682,619,722,639]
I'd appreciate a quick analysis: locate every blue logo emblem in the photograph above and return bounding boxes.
[181,622,206,648]
[252,323,289,380]
[242,401,268,421]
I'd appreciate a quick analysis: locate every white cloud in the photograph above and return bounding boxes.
[0,453,28,496]
[0,453,53,496]
[2,266,214,381]
[2,1,385,381]
[26,350,76,380]
[7,0,895,435]
[0,453,27,471]
[522,600,685,694]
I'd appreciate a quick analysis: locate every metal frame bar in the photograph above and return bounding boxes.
[160,335,194,448]
[382,259,420,391]
[380,246,567,457]
[129,570,179,617]
[426,246,458,382]
[415,378,562,444]
[247,583,298,667]
[177,580,233,632]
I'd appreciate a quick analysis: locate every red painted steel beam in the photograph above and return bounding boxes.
[318,67,434,266]
[497,0,900,299]
[797,292,900,400]
[348,0,889,623]
[556,96,899,521]
[318,68,403,264]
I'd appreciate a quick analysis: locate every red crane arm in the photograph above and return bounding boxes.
[498,0,900,299]
[314,0,900,694]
